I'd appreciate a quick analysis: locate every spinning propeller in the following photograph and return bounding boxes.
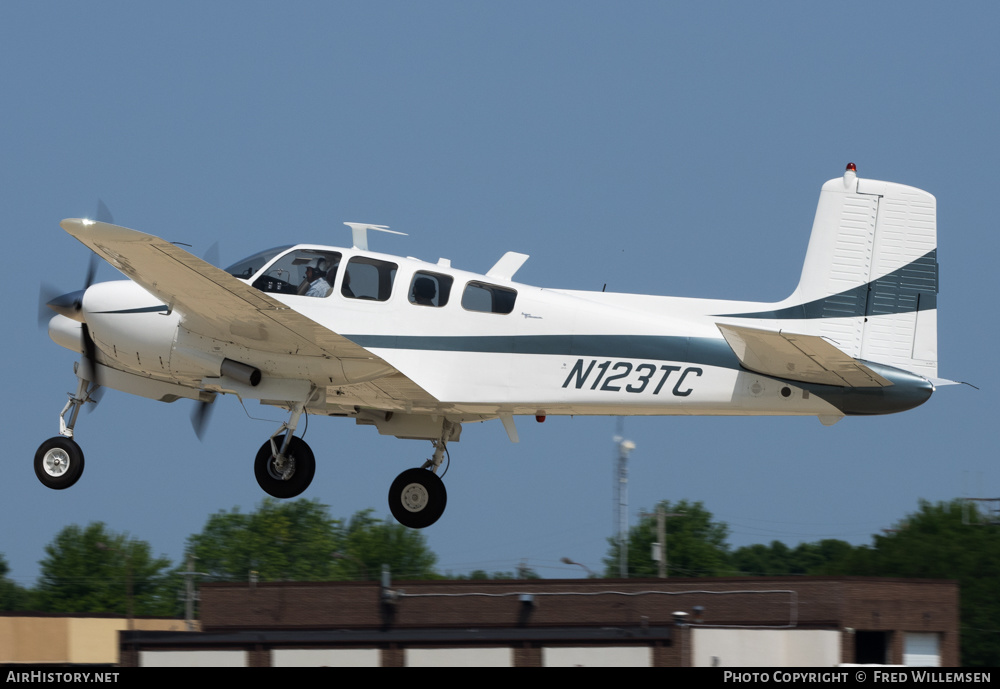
[190,397,214,441]
[40,205,222,438]
[38,203,113,406]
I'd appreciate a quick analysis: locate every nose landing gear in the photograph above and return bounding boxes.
[34,373,97,490]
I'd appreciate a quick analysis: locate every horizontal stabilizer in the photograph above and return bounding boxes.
[717,324,892,388]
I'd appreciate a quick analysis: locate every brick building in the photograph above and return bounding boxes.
[119,576,958,667]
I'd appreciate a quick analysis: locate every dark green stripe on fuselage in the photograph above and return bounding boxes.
[345,333,932,415]
[344,333,740,368]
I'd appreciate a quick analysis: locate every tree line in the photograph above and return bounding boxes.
[0,500,439,617]
[1,497,997,665]
[605,498,1000,666]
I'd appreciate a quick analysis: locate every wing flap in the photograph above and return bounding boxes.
[717,323,892,388]
[323,374,442,413]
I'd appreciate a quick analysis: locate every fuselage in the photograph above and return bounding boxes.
[48,241,933,423]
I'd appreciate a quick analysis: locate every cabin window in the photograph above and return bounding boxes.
[246,249,342,297]
[461,281,517,314]
[343,256,397,301]
[409,271,453,307]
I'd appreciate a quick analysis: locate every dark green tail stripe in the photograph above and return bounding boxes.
[716,249,937,320]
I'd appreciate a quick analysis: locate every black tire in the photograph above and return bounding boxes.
[34,437,85,490]
[254,435,315,499]
[388,468,447,529]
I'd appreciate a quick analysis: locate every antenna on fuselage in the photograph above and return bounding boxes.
[344,222,407,251]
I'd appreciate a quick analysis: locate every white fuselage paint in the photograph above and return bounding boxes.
[54,246,873,422]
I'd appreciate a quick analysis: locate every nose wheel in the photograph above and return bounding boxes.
[388,468,447,529]
[35,374,95,491]
[35,437,85,490]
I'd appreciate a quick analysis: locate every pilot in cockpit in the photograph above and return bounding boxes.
[299,260,332,297]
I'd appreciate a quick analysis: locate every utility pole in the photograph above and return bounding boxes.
[178,553,208,631]
[644,506,685,578]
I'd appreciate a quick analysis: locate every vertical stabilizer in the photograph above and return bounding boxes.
[790,164,938,379]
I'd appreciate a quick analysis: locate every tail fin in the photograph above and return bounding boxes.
[790,164,939,379]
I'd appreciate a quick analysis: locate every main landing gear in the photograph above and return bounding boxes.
[388,468,447,529]
[253,403,454,529]
[35,374,97,490]
[254,399,317,499]
[254,407,454,530]
[387,420,454,529]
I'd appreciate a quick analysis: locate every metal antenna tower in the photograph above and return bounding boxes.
[613,418,636,578]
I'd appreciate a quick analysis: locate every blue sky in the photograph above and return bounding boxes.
[2,2,997,586]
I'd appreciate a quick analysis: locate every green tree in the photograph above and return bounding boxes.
[818,499,1000,667]
[34,523,176,616]
[604,499,730,577]
[187,498,344,582]
[186,500,440,582]
[0,554,30,611]
[334,509,438,580]
[453,563,541,580]
[730,539,855,576]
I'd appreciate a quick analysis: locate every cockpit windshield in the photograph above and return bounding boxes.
[224,246,293,280]
[226,246,344,297]
[253,249,343,297]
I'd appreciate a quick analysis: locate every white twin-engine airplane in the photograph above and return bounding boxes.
[38,164,944,528]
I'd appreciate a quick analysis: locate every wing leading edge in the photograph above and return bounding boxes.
[60,219,439,405]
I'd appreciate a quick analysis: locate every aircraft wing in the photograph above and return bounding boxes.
[60,218,392,367]
[717,323,892,388]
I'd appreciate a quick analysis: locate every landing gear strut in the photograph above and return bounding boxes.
[388,419,455,529]
[35,373,97,490]
[253,396,316,499]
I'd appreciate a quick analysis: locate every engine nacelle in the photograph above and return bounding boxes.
[80,281,178,376]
